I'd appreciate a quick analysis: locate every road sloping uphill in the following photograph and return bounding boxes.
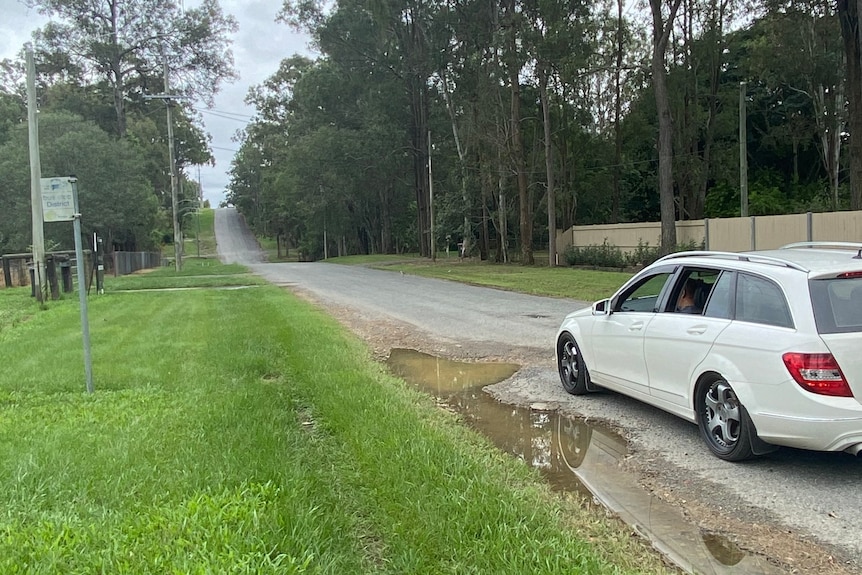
[214,208,266,264]
[213,208,862,575]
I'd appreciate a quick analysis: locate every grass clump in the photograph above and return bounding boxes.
[0,275,675,573]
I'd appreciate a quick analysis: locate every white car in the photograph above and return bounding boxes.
[555,242,862,461]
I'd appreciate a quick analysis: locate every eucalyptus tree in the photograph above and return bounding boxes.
[499,0,535,264]
[649,0,683,253]
[280,0,446,257]
[25,0,237,138]
[521,0,592,265]
[838,0,862,208]
[670,0,739,220]
[433,0,511,260]
[751,1,846,209]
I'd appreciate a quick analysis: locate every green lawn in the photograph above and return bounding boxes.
[328,255,633,302]
[0,274,675,574]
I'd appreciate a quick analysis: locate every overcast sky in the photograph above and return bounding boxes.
[0,0,314,207]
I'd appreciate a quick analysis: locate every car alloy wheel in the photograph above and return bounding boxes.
[557,333,589,395]
[697,377,754,461]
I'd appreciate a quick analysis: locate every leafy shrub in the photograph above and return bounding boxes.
[564,238,706,269]
[624,240,660,267]
[563,240,626,268]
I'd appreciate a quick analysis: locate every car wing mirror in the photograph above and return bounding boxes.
[592,299,611,316]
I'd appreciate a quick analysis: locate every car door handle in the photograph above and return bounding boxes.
[629,321,645,332]
[686,325,707,335]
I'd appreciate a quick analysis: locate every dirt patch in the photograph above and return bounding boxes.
[291,286,860,575]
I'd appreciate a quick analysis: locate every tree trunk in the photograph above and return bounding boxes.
[505,0,533,265]
[538,64,556,267]
[441,72,472,257]
[611,0,624,224]
[650,0,683,254]
[109,0,127,137]
[410,78,431,256]
[839,0,862,209]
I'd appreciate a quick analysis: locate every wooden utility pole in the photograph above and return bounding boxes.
[740,82,748,217]
[165,61,182,271]
[26,44,45,302]
[429,132,436,262]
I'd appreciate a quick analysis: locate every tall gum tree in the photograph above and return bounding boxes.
[650,0,684,253]
[27,0,237,137]
[838,0,862,209]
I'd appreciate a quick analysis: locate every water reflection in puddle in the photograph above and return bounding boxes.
[387,349,785,575]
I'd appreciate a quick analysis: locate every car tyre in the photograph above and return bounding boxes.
[557,333,590,395]
[696,376,755,461]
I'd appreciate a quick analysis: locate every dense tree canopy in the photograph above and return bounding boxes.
[0,112,159,254]
[0,0,235,256]
[224,0,862,262]
[2,0,860,262]
[25,0,237,137]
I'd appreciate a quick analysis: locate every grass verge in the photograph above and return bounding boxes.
[330,256,633,302]
[0,279,675,574]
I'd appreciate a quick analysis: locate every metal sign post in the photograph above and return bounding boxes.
[41,177,93,393]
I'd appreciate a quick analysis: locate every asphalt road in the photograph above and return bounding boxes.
[214,207,862,572]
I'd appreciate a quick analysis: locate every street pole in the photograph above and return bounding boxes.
[196,166,202,257]
[428,131,436,262]
[26,44,45,302]
[164,61,182,271]
[70,179,94,393]
[739,81,749,218]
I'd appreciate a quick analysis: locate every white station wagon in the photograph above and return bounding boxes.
[555,242,862,461]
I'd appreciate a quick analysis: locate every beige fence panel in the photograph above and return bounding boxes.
[704,217,749,252]
[678,220,706,246]
[813,212,862,243]
[556,222,660,252]
[752,213,808,250]
[556,210,862,261]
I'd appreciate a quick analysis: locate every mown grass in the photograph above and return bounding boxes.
[330,256,633,302]
[0,277,676,574]
[106,258,264,291]
[182,208,217,257]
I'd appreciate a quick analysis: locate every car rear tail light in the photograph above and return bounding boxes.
[782,353,853,397]
[837,271,862,278]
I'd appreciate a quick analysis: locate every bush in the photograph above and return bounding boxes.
[563,238,705,269]
[563,240,626,268]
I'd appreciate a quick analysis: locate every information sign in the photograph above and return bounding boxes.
[40,177,76,222]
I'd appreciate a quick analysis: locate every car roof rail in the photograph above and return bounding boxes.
[656,250,809,272]
[781,241,862,259]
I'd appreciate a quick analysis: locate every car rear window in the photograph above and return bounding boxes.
[810,277,862,334]
[735,273,794,328]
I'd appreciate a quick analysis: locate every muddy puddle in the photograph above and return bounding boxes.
[387,348,785,575]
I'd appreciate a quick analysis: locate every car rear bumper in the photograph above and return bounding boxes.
[752,412,862,452]
[738,380,862,453]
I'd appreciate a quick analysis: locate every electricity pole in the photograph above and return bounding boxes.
[739,81,749,218]
[165,61,182,271]
[144,61,183,271]
[428,131,436,262]
[26,44,45,302]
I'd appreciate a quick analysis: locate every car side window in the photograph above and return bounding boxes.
[735,273,793,328]
[703,271,733,319]
[666,268,721,315]
[616,272,674,313]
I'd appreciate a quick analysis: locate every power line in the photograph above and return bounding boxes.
[197,107,255,122]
